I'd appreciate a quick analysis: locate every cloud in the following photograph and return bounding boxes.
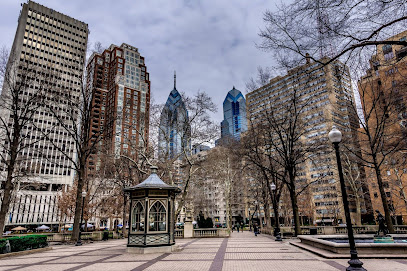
[0,0,277,123]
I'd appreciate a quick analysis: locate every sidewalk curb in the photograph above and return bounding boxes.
[0,247,52,259]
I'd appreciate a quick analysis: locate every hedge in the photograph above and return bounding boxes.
[0,239,7,253]
[1,235,48,254]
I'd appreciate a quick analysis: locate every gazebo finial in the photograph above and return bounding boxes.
[150,165,158,174]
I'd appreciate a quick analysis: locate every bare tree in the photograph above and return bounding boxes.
[258,0,407,68]
[0,49,57,235]
[386,155,407,218]
[203,145,244,230]
[42,57,103,241]
[342,152,370,225]
[156,91,218,218]
[346,58,407,232]
[246,86,320,236]
[92,42,105,54]
[241,121,285,234]
[258,3,407,232]
[57,184,76,230]
[245,66,274,93]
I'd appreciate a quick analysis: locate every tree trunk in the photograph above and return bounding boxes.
[272,204,280,235]
[71,164,85,241]
[401,189,407,215]
[0,126,20,236]
[122,193,127,237]
[264,201,270,229]
[0,171,14,235]
[373,158,395,233]
[288,184,301,236]
[355,197,362,226]
[175,165,193,218]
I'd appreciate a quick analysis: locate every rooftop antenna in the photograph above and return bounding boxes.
[316,0,336,59]
[174,71,176,89]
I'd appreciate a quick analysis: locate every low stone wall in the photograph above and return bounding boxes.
[193,228,219,237]
[175,228,230,239]
[174,229,184,238]
[278,225,407,236]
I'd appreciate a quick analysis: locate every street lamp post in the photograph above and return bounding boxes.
[270,182,282,241]
[248,208,252,232]
[329,126,365,271]
[76,191,87,246]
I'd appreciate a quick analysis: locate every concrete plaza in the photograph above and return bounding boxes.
[1,232,407,271]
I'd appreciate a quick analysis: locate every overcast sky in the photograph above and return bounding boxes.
[0,0,278,123]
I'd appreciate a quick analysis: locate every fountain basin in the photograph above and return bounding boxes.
[297,234,407,255]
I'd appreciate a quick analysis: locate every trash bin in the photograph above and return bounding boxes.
[309,228,318,235]
[103,231,109,241]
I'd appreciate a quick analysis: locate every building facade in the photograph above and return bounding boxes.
[85,43,150,229]
[86,43,150,173]
[158,75,191,160]
[189,147,246,227]
[220,87,248,140]
[0,1,88,229]
[246,58,372,225]
[358,30,407,225]
[216,86,247,146]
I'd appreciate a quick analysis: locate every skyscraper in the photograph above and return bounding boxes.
[246,57,372,225]
[220,87,247,140]
[358,30,407,224]
[87,43,150,174]
[158,73,191,159]
[0,1,88,228]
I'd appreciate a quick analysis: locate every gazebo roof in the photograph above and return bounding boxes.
[124,166,181,192]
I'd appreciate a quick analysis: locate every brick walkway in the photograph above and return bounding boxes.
[1,232,407,270]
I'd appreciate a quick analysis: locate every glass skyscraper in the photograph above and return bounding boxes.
[220,87,248,140]
[158,74,191,159]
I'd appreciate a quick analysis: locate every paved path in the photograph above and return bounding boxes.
[1,232,407,270]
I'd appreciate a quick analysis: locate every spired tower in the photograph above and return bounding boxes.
[158,73,191,159]
[220,87,248,141]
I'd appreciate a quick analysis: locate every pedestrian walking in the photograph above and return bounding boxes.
[237,223,240,233]
[253,224,258,236]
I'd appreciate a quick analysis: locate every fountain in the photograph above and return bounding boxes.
[293,212,407,257]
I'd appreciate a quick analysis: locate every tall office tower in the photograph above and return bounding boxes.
[220,87,247,141]
[158,74,191,160]
[358,30,407,224]
[0,1,88,229]
[246,57,372,225]
[86,43,150,175]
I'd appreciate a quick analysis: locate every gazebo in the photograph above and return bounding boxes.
[124,166,181,254]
